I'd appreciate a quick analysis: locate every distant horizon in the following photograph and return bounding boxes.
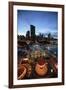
[17,10,58,38]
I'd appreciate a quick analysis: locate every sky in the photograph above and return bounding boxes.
[17,10,58,37]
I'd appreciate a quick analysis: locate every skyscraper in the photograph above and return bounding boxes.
[26,30,30,39]
[30,25,35,41]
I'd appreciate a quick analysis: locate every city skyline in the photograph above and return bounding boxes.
[17,10,58,38]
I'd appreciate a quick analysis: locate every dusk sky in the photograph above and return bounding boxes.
[17,10,58,37]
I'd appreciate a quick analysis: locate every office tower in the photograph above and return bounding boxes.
[26,30,30,39]
[30,25,35,41]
